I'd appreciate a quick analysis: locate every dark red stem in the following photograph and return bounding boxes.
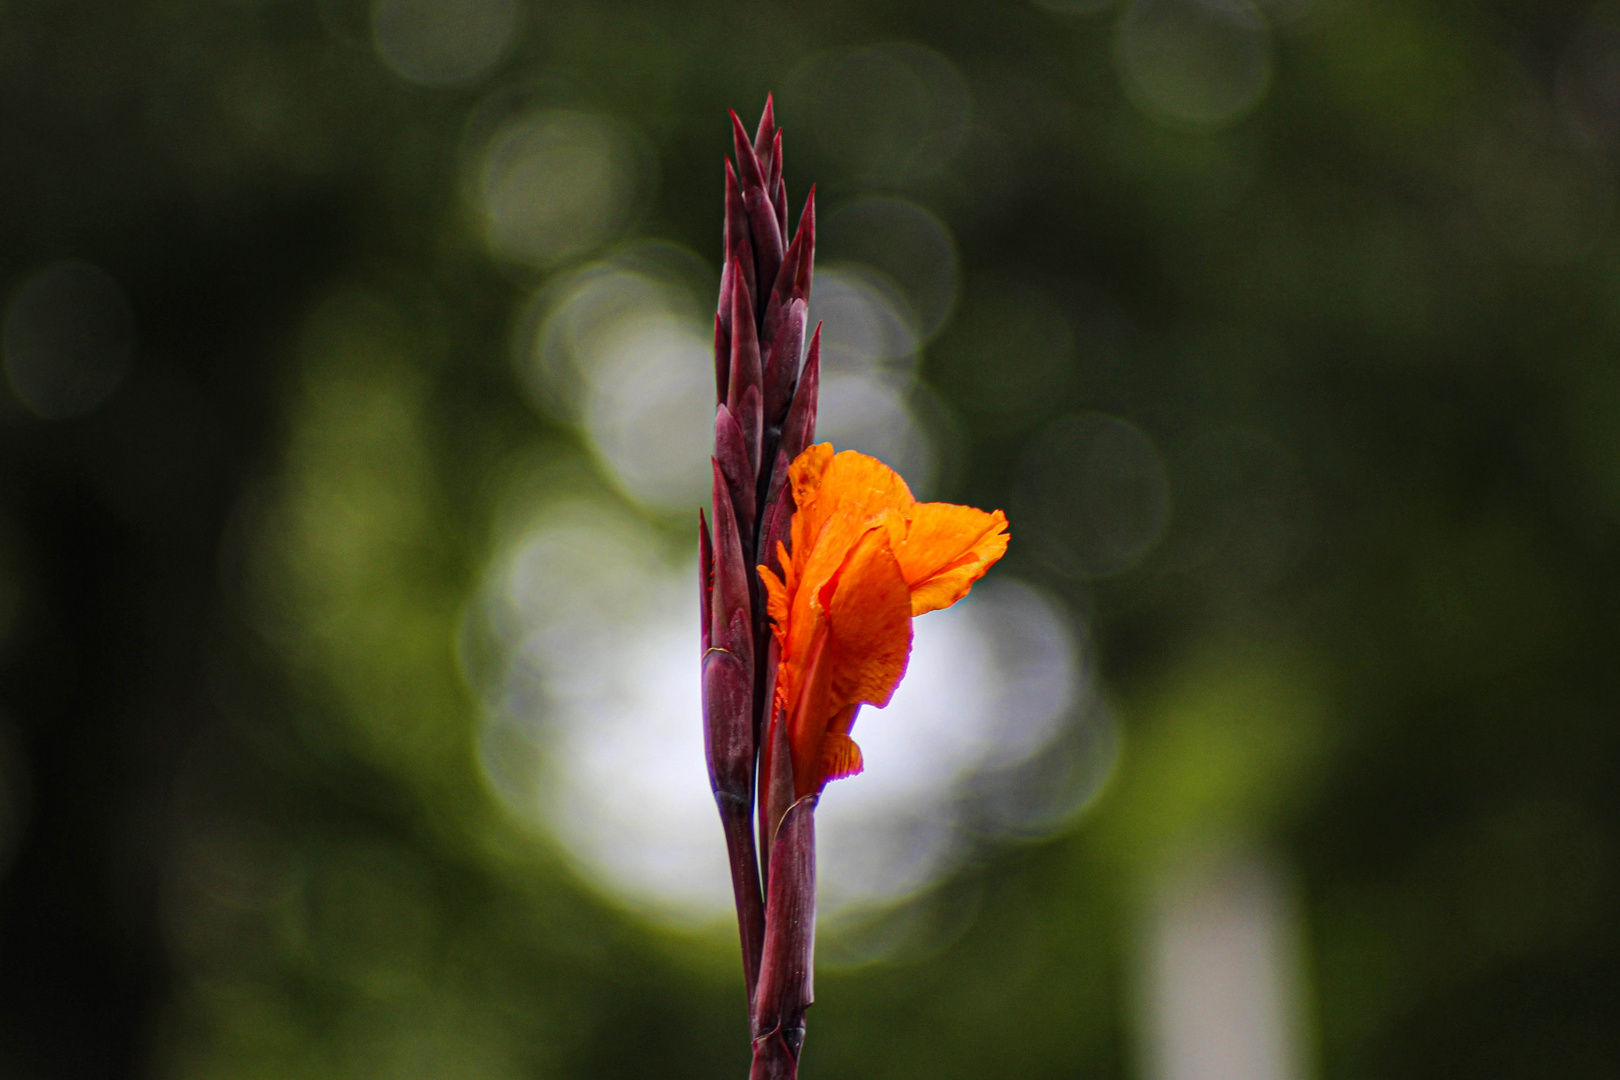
[750,796,817,1080]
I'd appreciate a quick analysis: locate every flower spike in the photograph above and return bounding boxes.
[705,100,1005,1080]
[704,102,818,1034]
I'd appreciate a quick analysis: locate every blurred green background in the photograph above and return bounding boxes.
[3,0,1619,1076]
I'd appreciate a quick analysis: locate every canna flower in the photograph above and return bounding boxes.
[701,100,1013,1080]
[758,445,1010,806]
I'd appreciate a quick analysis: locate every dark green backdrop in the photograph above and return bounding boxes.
[1,0,1617,1076]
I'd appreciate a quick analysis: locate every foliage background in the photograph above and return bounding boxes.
[2,0,1618,1077]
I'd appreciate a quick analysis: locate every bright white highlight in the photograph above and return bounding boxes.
[807,266,936,493]
[477,112,648,269]
[1140,850,1312,1080]
[517,253,943,509]
[516,253,713,512]
[467,503,1101,933]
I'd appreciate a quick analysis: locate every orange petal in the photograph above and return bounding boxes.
[790,446,915,573]
[896,504,1010,616]
[788,441,836,508]
[818,449,915,523]
[787,443,836,560]
[785,628,832,794]
[820,731,864,785]
[768,444,1007,797]
[823,523,913,711]
[758,562,789,639]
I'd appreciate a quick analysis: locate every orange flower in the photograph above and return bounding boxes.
[758,445,1010,799]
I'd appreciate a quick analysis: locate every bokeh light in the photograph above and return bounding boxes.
[788,43,972,185]
[815,371,940,497]
[807,265,938,492]
[468,497,1101,933]
[1032,0,1119,15]
[928,273,1077,423]
[517,249,949,507]
[3,260,134,421]
[1015,411,1173,578]
[474,110,652,269]
[815,577,1107,917]
[1137,849,1309,1080]
[1114,0,1273,127]
[515,245,713,512]
[1161,426,1311,589]
[807,266,921,378]
[808,198,962,494]
[372,0,519,88]
[821,197,962,340]
[1469,127,1613,266]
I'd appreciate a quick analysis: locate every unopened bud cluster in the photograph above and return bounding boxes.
[698,98,820,1080]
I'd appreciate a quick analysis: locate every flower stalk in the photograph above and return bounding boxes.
[701,99,1009,1079]
[700,97,820,1077]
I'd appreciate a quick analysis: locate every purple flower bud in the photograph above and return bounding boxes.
[754,97,779,179]
[724,162,757,308]
[778,326,820,465]
[727,266,764,479]
[730,110,768,205]
[715,404,756,546]
[708,459,752,658]
[699,510,714,656]
[762,299,807,428]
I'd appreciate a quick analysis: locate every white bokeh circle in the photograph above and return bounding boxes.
[467,501,1103,933]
